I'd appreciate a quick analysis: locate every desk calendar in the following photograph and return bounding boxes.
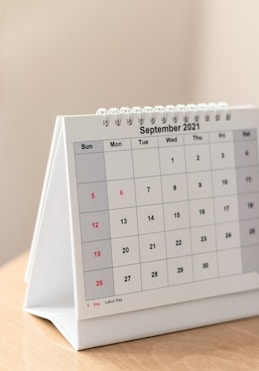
[24,104,259,350]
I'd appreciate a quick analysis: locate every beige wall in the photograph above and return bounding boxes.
[1,0,259,265]
[191,0,259,105]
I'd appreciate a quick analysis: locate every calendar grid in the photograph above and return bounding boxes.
[76,165,259,186]
[74,128,259,302]
[182,133,195,283]
[80,215,259,244]
[129,138,143,292]
[208,132,222,278]
[80,244,259,271]
[101,143,116,298]
[157,135,170,287]
[131,136,168,292]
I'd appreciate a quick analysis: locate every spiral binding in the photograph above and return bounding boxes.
[96,103,231,126]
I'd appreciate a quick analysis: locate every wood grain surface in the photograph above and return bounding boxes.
[1,251,259,371]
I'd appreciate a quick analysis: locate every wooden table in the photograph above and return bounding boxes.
[1,251,259,370]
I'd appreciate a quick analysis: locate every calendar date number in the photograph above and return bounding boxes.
[96,280,103,287]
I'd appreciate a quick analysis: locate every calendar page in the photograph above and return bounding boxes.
[64,106,259,320]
